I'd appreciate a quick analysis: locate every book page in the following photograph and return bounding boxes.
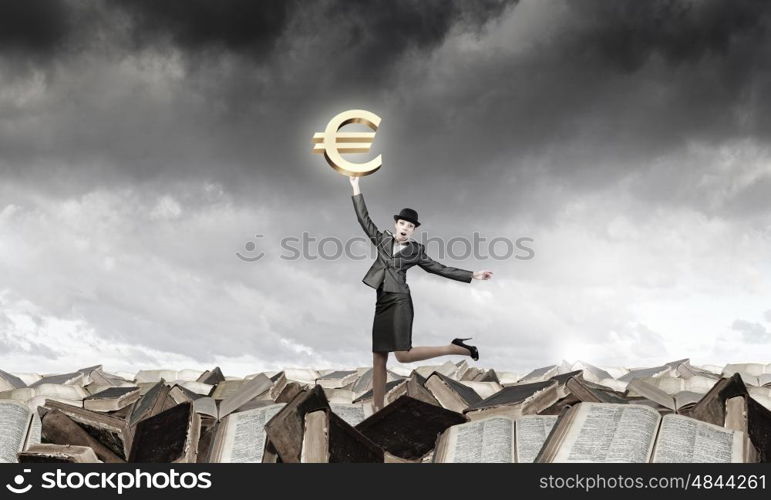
[329,403,366,427]
[210,380,244,400]
[652,414,743,463]
[283,368,319,384]
[192,397,218,418]
[176,381,213,396]
[627,379,675,410]
[135,369,179,383]
[27,395,83,410]
[748,387,771,411]
[458,381,503,399]
[218,374,273,419]
[324,388,355,404]
[218,404,285,463]
[436,360,458,378]
[684,375,721,394]
[554,403,660,463]
[425,377,467,413]
[444,417,514,463]
[24,412,42,450]
[673,391,704,410]
[677,361,720,379]
[0,387,34,401]
[32,372,84,386]
[643,376,685,394]
[33,383,90,400]
[723,363,766,377]
[515,415,558,463]
[0,401,32,463]
[177,369,204,381]
[300,411,329,463]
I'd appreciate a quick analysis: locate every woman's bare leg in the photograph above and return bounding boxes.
[393,344,469,364]
[372,351,388,412]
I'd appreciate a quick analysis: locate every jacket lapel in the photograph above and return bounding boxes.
[394,240,415,258]
[383,230,416,259]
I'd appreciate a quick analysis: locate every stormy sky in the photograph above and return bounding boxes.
[1,0,770,377]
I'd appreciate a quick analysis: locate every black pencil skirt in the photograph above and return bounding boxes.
[372,286,413,353]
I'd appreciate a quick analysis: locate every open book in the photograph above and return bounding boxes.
[208,403,285,462]
[134,369,203,384]
[535,402,745,463]
[196,367,225,386]
[84,387,140,412]
[0,369,26,392]
[516,364,560,384]
[617,359,687,384]
[565,376,628,404]
[1,384,88,408]
[315,370,358,389]
[424,372,482,412]
[722,363,771,387]
[192,373,273,421]
[463,380,559,420]
[0,400,41,463]
[626,378,704,413]
[433,414,558,463]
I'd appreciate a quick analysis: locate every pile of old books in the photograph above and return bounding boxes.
[1,359,769,463]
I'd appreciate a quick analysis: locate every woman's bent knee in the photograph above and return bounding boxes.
[393,351,410,363]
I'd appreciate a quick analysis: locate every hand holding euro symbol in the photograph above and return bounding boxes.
[312,109,382,177]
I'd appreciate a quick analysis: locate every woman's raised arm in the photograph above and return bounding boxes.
[350,176,381,243]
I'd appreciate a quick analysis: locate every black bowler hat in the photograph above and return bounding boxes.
[393,207,421,227]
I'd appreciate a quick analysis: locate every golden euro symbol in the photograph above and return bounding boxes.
[312,109,382,177]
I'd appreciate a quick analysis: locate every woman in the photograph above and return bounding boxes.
[349,176,493,411]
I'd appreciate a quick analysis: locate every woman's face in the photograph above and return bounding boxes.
[394,219,416,242]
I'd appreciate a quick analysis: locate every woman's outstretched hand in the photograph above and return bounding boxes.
[349,175,361,195]
[473,270,494,280]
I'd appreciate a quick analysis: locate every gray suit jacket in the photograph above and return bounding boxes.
[352,193,473,293]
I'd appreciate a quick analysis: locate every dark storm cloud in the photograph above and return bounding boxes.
[112,0,294,58]
[563,0,767,71]
[0,0,769,217]
[1,0,517,75]
[382,0,771,223]
[112,0,516,71]
[0,0,70,54]
[556,0,771,149]
[0,0,520,200]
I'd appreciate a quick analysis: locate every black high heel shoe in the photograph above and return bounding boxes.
[451,337,479,361]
